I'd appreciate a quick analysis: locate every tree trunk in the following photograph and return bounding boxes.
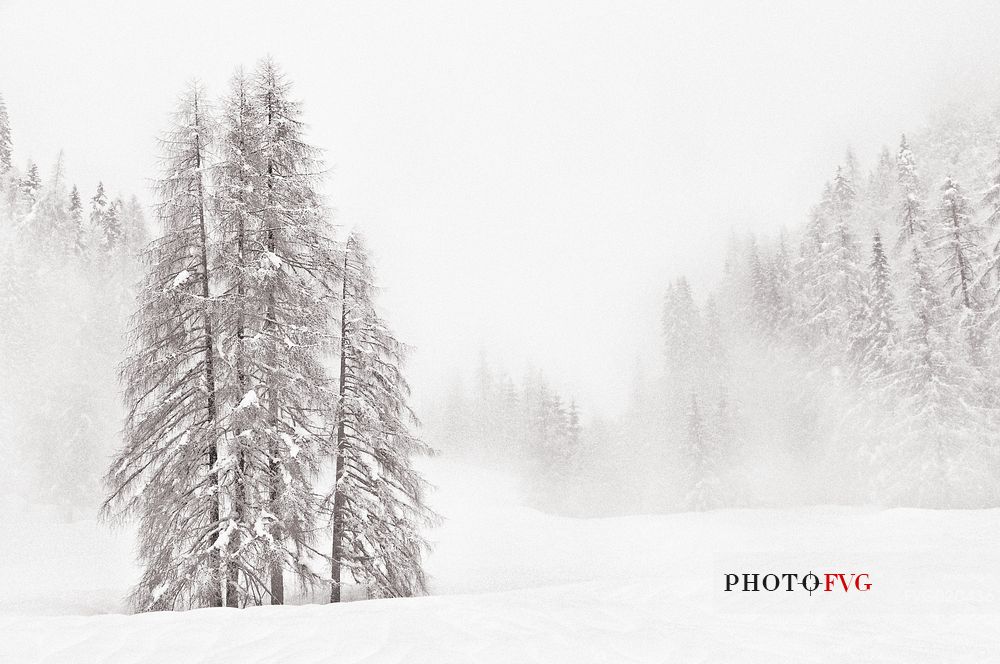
[226,124,252,607]
[331,249,350,603]
[264,104,284,605]
[194,96,224,608]
[266,264,284,606]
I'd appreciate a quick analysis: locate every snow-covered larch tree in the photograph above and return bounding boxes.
[327,232,435,602]
[213,59,340,605]
[102,82,227,610]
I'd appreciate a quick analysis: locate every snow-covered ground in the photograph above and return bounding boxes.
[1,460,999,662]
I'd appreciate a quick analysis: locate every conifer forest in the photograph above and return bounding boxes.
[3,3,1000,662]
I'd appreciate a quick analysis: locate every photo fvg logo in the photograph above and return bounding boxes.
[724,572,871,596]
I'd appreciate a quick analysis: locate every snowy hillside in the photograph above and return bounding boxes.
[1,459,998,663]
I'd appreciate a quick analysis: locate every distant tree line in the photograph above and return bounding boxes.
[436,105,1000,514]
[0,90,146,519]
[436,360,583,512]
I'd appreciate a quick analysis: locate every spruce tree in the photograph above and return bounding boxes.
[328,232,434,601]
[770,230,792,329]
[69,185,85,255]
[881,238,984,506]
[88,182,109,257]
[805,176,864,365]
[20,161,41,208]
[896,135,926,248]
[792,185,847,350]
[832,165,856,215]
[99,197,125,256]
[850,231,897,384]
[934,176,983,311]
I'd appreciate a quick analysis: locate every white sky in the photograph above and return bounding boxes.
[3,0,1000,416]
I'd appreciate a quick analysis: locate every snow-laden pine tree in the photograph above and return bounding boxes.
[878,237,987,506]
[87,182,109,260]
[327,232,435,601]
[841,230,902,484]
[791,203,831,347]
[99,197,124,257]
[771,231,793,328]
[69,185,85,255]
[213,59,340,605]
[896,134,926,248]
[0,92,12,174]
[747,236,774,337]
[933,176,989,365]
[849,231,898,386]
[934,176,984,312]
[832,165,856,214]
[20,161,41,210]
[102,83,227,610]
[802,172,865,366]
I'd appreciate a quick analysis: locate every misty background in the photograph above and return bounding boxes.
[5,1,1000,419]
[5,1,1000,525]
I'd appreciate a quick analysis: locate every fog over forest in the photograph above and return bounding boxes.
[6,80,1000,525]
